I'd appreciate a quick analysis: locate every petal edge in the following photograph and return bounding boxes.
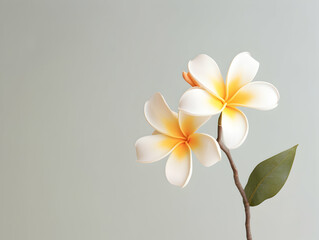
[226,52,259,100]
[188,54,226,99]
[179,88,225,117]
[221,107,249,149]
[135,134,182,163]
[228,81,280,110]
[144,93,184,138]
[165,143,192,188]
[188,133,221,167]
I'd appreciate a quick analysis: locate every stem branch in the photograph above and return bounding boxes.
[217,118,252,240]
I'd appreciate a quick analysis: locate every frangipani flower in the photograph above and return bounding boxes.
[135,93,221,187]
[179,52,280,149]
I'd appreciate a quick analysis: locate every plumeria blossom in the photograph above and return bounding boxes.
[135,93,221,187]
[179,52,280,149]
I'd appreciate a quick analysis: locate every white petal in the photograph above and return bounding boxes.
[135,134,182,163]
[188,133,221,167]
[188,54,226,99]
[226,52,259,100]
[165,143,192,188]
[228,81,280,110]
[178,111,211,137]
[221,107,249,149]
[179,88,225,116]
[144,93,184,138]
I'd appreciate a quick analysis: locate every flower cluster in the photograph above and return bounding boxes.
[135,52,279,187]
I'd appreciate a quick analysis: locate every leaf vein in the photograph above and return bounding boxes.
[248,154,290,203]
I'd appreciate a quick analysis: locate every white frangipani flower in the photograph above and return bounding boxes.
[179,52,280,149]
[135,93,221,188]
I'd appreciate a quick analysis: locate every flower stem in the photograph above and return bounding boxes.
[217,115,252,240]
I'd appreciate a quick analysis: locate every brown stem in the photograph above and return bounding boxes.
[217,116,252,240]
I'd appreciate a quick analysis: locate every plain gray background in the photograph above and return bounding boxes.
[0,0,318,239]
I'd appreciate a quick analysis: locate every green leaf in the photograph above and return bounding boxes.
[244,145,298,207]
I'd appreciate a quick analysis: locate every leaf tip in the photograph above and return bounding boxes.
[292,144,298,153]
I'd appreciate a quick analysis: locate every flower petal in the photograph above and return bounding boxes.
[188,133,221,167]
[179,88,225,116]
[145,93,184,138]
[221,107,249,149]
[182,72,198,87]
[228,81,280,110]
[178,111,211,137]
[135,134,182,163]
[226,52,259,100]
[165,143,192,187]
[188,54,225,99]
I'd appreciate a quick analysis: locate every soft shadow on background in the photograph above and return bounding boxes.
[0,1,318,239]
